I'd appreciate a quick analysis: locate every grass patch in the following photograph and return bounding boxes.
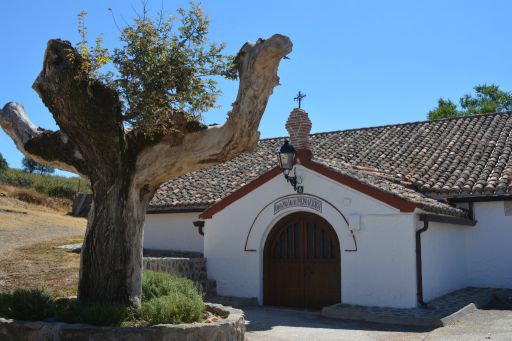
[0,271,205,327]
[0,238,84,297]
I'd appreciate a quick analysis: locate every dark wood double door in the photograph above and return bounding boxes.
[263,212,341,309]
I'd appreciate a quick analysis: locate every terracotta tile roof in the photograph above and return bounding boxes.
[312,160,467,217]
[149,138,281,211]
[149,111,512,216]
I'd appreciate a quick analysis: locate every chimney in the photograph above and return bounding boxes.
[285,108,312,161]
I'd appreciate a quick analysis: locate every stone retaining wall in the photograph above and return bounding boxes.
[143,249,203,258]
[143,257,207,282]
[0,304,244,341]
[143,257,216,295]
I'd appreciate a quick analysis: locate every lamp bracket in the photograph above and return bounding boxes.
[284,166,303,193]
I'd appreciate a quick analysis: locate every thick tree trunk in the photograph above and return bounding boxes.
[78,176,150,305]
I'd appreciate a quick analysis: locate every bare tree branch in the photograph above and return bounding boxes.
[133,34,292,187]
[0,102,86,175]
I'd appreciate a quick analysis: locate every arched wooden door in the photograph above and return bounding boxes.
[263,212,341,309]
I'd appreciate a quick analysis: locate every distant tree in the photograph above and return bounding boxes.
[22,157,55,174]
[428,84,512,120]
[460,84,512,115]
[0,153,7,172]
[427,98,459,120]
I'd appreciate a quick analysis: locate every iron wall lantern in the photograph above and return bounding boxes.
[277,140,303,193]
[277,140,296,170]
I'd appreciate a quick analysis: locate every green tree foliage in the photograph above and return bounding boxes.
[76,11,110,80]
[460,84,512,115]
[428,84,512,120]
[77,2,236,137]
[427,98,459,120]
[22,157,55,175]
[0,153,8,172]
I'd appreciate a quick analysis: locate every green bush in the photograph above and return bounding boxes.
[0,170,34,187]
[0,286,54,321]
[0,272,204,326]
[142,271,204,302]
[139,292,204,325]
[139,271,204,325]
[0,153,7,172]
[54,300,131,326]
[47,185,77,199]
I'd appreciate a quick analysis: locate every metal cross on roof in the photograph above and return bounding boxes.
[294,91,306,108]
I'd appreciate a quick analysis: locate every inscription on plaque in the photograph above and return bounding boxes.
[274,196,322,215]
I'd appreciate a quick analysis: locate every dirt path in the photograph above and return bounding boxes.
[0,197,86,295]
[0,197,86,257]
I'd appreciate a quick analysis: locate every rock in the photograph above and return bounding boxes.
[56,244,82,253]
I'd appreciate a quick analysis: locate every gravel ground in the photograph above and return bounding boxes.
[245,306,429,341]
[424,308,512,341]
[245,305,512,341]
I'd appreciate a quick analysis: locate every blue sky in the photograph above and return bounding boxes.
[1,0,511,176]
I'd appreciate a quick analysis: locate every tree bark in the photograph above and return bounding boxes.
[78,174,150,305]
[0,35,292,306]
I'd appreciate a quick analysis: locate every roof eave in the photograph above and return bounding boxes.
[146,206,208,214]
[433,193,512,203]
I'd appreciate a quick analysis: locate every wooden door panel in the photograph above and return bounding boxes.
[304,261,340,308]
[267,262,303,307]
[264,220,302,306]
[264,212,340,309]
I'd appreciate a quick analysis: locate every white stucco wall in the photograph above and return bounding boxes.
[204,165,419,308]
[144,212,204,253]
[341,213,417,307]
[466,201,512,288]
[421,200,512,302]
[421,221,468,302]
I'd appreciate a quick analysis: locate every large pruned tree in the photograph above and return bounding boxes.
[0,5,291,306]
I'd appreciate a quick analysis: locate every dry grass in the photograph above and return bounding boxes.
[0,237,82,297]
[0,196,86,296]
[0,196,84,231]
[0,185,72,212]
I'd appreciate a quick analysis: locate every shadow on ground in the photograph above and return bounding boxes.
[482,293,512,311]
[244,305,433,333]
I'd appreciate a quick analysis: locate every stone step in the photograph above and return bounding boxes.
[321,287,504,328]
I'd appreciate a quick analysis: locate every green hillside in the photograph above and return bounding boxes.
[0,168,89,200]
